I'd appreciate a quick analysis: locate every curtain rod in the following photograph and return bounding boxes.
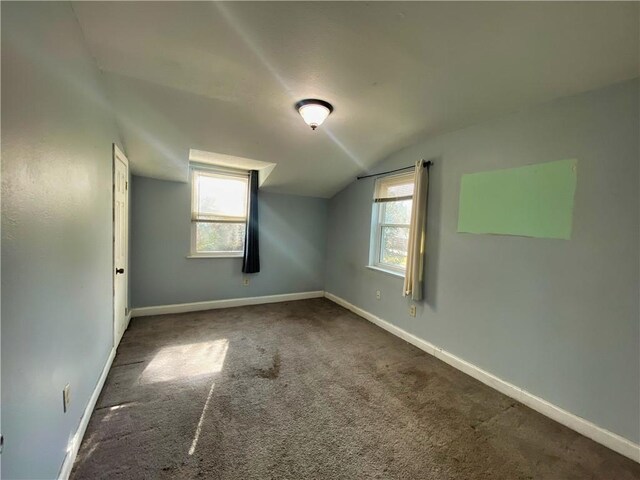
[356,160,432,180]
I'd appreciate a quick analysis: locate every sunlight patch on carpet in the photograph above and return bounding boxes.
[140,339,229,384]
[189,381,217,455]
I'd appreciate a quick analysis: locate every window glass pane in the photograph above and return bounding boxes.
[382,199,412,225]
[196,222,245,253]
[197,173,247,219]
[380,226,409,268]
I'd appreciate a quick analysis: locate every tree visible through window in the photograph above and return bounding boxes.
[191,168,248,256]
[371,172,415,273]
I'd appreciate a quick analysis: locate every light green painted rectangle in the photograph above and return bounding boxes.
[457,159,577,239]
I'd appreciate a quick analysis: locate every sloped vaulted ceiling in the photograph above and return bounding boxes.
[73,1,639,198]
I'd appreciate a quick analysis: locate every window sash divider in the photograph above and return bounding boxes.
[380,223,410,229]
[191,217,247,224]
[374,195,413,203]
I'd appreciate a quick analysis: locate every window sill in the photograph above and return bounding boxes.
[187,253,243,259]
[366,265,405,279]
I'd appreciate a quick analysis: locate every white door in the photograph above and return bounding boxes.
[113,145,129,347]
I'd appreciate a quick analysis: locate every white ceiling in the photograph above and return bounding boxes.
[73,1,639,198]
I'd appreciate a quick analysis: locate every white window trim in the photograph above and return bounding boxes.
[186,252,244,259]
[189,165,249,259]
[365,265,405,279]
[368,172,414,276]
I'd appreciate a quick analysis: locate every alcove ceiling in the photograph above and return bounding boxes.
[73,1,639,198]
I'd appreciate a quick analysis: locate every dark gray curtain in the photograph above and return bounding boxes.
[242,170,260,273]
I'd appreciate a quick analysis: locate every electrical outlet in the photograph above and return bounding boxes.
[242,277,249,286]
[63,384,71,413]
[409,305,416,317]
[375,290,381,300]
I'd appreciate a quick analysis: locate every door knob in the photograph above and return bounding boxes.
[115,268,125,274]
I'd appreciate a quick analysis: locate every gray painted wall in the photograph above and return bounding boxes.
[325,79,640,444]
[2,3,124,478]
[131,176,328,307]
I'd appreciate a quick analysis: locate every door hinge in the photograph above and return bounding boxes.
[125,181,128,191]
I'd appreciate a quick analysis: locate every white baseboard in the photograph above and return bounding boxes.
[130,290,325,318]
[324,291,640,463]
[58,347,117,480]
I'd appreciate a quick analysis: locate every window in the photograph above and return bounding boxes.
[370,172,415,274]
[190,167,248,257]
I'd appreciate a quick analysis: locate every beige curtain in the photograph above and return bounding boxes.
[403,160,429,301]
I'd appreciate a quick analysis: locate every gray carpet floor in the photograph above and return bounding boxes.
[71,298,640,479]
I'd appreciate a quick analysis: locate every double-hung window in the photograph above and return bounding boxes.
[190,167,248,257]
[370,172,415,274]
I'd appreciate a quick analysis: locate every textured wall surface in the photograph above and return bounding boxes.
[325,80,640,444]
[1,3,123,478]
[131,176,328,307]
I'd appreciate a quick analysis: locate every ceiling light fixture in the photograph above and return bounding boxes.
[295,99,333,130]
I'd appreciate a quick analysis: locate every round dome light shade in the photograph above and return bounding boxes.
[295,99,333,130]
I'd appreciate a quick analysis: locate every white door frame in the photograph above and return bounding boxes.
[113,144,130,348]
